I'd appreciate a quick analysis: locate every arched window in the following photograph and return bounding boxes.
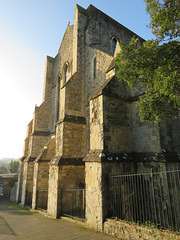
[65,64,68,83]
[112,38,117,54]
[93,57,97,78]
[56,76,60,121]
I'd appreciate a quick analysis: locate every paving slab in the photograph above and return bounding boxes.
[0,198,118,240]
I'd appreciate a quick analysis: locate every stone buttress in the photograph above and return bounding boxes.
[47,5,87,218]
[20,56,53,206]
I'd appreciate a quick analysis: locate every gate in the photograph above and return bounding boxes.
[61,188,85,219]
[36,190,48,210]
[25,190,33,207]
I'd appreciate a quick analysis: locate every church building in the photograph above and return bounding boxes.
[16,4,180,231]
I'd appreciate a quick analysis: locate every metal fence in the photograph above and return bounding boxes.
[61,189,85,219]
[108,168,180,232]
[25,190,33,207]
[36,190,48,210]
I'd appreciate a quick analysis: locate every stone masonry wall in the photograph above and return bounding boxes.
[85,49,113,152]
[26,162,34,192]
[21,161,28,205]
[85,5,143,54]
[58,165,85,191]
[34,56,54,133]
[41,137,56,160]
[58,25,73,72]
[90,95,104,151]
[65,72,85,117]
[37,163,49,190]
[73,5,88,74]
[56,122,64,155]
[33,102,51,133]
[131,102,161,153]
[28,135,49,158]
[51,53,61,133]
[85,48,113,103]
[51,86,56,133]
[20,161,34,206]
[25,55,54,159]
[104,219,180,240]
[103,95,132,153]
[85,161,103,231]
[63,122,86,158]
[160,119,180,153]
[32,162,38,209]
[47,164,85,219]
[23,120,33,157]
[47,165,59,219]
[32,137,55,209]
[58,165,85,217]
[32,162,49,210]
[85,160,135,231]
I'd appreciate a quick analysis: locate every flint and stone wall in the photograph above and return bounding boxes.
[58,165,85,217]
[85,162,103,231]
[32,162,49,210]
[47,165,59,218]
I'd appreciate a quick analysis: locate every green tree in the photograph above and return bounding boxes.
[145,0,180,41]
[8,174,18,188]
[8,161,19,173]
[0,165,8,174]
[115,0,180,122]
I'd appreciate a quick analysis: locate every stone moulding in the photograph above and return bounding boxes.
[32,131,50,136]
[56,115,86,125]
[83,150,176,163]
[24,156,36,163]
[49,155,85,166]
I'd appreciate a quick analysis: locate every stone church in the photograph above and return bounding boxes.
[16,4,180,231]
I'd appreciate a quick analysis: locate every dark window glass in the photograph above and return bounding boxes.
[65,65,68,83]
[57,77,60,121]
[112,38,117,54]
[94,57,97,78]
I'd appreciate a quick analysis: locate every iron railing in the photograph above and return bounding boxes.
[25,190,33,207]
[61,188,85,219]
[108,168,180,232]
[36,190,48,210]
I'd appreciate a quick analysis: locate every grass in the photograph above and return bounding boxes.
[10,203,36,214]
[76,225,98,232]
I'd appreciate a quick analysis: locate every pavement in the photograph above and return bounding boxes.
[0,198,118,240]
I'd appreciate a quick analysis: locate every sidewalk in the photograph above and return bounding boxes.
[0,198,118,240]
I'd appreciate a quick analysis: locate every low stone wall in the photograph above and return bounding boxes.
[104,219,180,240]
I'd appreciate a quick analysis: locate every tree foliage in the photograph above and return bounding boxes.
[0,165,8,174]
[8,161,19,173]
[145,0,180,41]
[8,174,18,188]
[115,0,180,122]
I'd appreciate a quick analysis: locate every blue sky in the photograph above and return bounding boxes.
[0,0,155,159]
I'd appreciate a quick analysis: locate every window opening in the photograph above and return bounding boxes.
[65,65,68,83]
[112,38,117,54]
[94,57,97,78]
[56,76,60,121]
